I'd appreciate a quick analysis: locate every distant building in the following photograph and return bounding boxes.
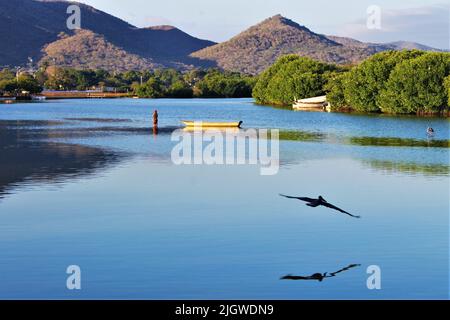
[89,85,118,93]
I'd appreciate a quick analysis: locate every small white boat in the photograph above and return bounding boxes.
[31,95,46,101]
[293,95,329,112]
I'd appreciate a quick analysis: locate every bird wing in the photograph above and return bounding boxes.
[279,194,315,202]
[281,275,310,280]
[321,202,361,218]
[328,264,361,277]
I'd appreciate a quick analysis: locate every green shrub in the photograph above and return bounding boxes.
[167,80,193,98]
[196,71,254,98]
[135,78,163,98]
[253,55,337,105]
[343,50,425,113]
[378,52,450,114]
[324,72,349,111]
[0,79,18,93]
[444,75,450,107]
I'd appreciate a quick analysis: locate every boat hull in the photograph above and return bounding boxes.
[292,95,330,112]
[181,121,242,128]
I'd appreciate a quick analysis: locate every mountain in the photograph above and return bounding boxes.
[0,0,215,68]
[325,35,378,49]
[190,15,382,74]
[327,36,443,52]
[40,30,162,72]
[383,41,443,51]
[191,15,443,74]
[0,2,442,73]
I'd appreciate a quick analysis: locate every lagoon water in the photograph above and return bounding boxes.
[0,98,448,299]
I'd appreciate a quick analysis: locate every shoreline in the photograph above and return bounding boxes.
[2,95,449,118]
[42,91,132,99]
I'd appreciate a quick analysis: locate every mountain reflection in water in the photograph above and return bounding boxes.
[1,118,448,201]
[0,120,121,199]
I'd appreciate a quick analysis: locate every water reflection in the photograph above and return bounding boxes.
[0,99,448,299]
[0,120,121,199]
[50,125,180,135]
[362,159,450,177]
[348,136,450,148]
[1,119,447,202]
[276,130,450,148]
[64,118,133,123]
[1,120,65,127]
[277,130,326,142]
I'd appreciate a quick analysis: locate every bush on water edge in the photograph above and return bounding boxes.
[252,55,347,106]
[444,75,450,107]
[253,50,450,115]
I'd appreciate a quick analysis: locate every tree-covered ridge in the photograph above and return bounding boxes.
[133,69,256,98]
[253,50,450,115]
[0,66,255,99]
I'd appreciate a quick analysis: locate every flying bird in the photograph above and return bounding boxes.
[281,264,361,282]
[279,194,361,218]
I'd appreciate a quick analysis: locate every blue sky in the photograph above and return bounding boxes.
[77,0,449,49]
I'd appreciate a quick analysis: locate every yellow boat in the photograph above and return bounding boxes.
[183,127,240,133]
[181,120,243,128]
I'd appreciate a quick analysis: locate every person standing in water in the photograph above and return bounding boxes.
[152,110,159,135]
[153,110,159,127]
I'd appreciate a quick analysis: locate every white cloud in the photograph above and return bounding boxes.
[336,4,450,49]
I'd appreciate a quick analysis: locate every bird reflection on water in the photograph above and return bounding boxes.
[281,264,361,282]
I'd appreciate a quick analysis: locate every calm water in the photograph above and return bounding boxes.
[0,98,448,299]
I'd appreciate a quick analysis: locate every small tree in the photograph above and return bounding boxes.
[168,80,193,98]
[0,68,15,82]
[253,55,336,105]
[135,78,162,98]
[196,70,254,98]
[378,52,450,114]
[324,72,349,112]
[0,79,18,94]
[444,75,450,107]
[16,75,42,94]
[343,50,425,113]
